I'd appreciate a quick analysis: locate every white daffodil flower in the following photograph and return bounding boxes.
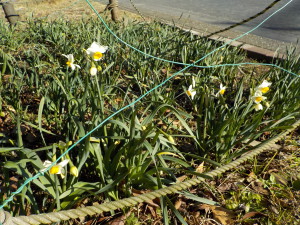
[252,91,267,104]
[62,54,81,70]
[86,42,108,61]
[256,80,272,94]
[186,77,196,100]
[254,103,263,111]
[41,159,69,176]
[217,83,226,96]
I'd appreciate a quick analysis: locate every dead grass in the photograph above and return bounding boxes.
[0,0,143,23]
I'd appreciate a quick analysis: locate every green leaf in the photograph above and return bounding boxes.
[22,120,56,135]
[38,96,46,145]
[182,153,221,167]
[94,172,129,195]
[180,191,218,205]
[161,155,190,168]
[59,182,101,199]
[0,147,23,153]
[166,197,188,225]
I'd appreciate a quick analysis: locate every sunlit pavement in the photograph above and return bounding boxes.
[117,0,300,54]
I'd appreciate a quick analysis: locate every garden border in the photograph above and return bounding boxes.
[1,119,299,225]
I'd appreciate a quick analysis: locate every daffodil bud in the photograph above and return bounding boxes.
[70,166,79,177]
[141,126,147,131]
[90,66,97,76]
[219,56,224,63]
[58,141,67,150]
[168,135,176,145]
[254,103,263,111]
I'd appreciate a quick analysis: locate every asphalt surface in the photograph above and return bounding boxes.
[117,0,300,54]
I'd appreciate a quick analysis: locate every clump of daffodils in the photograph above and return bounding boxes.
[61,42,108,76]
[85,42,108,61]
[62,54,80,70]
[186,77,196,100]
[252,80,271,111]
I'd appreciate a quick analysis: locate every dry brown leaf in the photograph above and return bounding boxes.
[108,212,130,225]
[283,145,298,151]
[9,176,19,191]
[199,204,235,225]
[174,199,182,209]
[217,183,233,193]
[177,175,187,182]
[108,215,126,225]
[211,206,235,225]
[145,205,157,218]
[196,161,205,173]
[172,120,181,125]
[248,171,257,179]
[132,188,146,195]
[161,68,167,74]
[242,211,267,220]
[271,173,288,186]
[269,205,279,214]
[251,181,269,195]
[83,219,93,225]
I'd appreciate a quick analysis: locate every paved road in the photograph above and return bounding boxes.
[117,0,300,52]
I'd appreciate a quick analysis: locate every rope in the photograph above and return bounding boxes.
[205,0,282,38]
[0,210,12,225]
[1,119,299,225]
[128,0,147,22]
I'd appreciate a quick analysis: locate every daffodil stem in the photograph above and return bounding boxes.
[94,73,108,139]
[54,175,61,211]
[94,73,104,116]
[16,111,23,148]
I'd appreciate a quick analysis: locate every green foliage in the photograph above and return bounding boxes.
[125,213,141,225]
[226,188,263,212]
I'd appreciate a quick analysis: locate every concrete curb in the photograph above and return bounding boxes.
[156,20,287,62]
[197,31,286,62]
[189,29,286,62]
